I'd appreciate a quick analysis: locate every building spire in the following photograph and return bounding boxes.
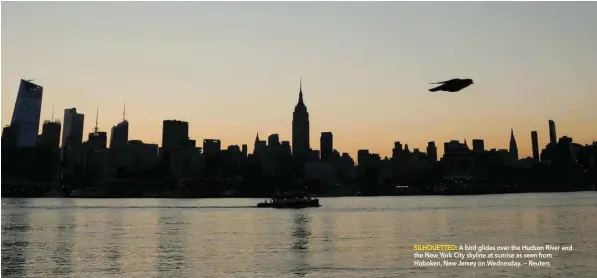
[509,128,518,161]
[298,77,303,104]
[255,130,260,143]
[51,103,55,122]
[94,106,99,133]
[509,128,518,148]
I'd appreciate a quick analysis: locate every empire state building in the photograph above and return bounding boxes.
[292,79,310,157]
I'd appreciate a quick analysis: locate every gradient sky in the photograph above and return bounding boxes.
[2,1,596,159]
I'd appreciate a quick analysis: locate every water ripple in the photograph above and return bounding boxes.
[1,192,596,277]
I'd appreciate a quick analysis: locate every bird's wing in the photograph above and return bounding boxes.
[430,79,455,84]
[429,84,445,92]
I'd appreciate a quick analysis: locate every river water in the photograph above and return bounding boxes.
[2,192,596,277]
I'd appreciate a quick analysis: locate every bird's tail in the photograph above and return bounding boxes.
[429,87,440,92]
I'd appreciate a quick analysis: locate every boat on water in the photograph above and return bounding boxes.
[257,195,321,209]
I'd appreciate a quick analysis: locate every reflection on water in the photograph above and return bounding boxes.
[156,211,187,277]
[2,199,30,277]
[103,209,122,274]
[320,214,335,269]
[51,199,74,276]
[2,193,597,278]
[290,212,310,277]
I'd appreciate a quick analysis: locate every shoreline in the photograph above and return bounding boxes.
[2,189,594,199]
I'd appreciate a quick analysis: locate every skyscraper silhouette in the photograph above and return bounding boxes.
[548,120,557,145]
[392,141,403,159]
[320,132,333,161]
[472,139,485,152]
[509,128,519,161]
[62,108,85,148]
[241,144,248,157]
[253,131,267,155]
[268,134,280,147]
[531,130,539,161]
[110,121,129,149]
[203,139,221,155]
[88,107,107,150]
[88,131,107,150]
[281,141,291,155]
[11,79,44,147]
[110,103,129,149]
[426,141,437,162]
[39,120,61,150]
[292,79,310,157]
[254,131,260,152]
[162,120,189,150]
[2,125,19,148]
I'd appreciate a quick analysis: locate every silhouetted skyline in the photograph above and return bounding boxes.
[2,2,597,159]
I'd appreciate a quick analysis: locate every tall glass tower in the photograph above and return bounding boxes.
[10,79,43,148]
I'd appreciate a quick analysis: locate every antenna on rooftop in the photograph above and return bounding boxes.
[94,106,99,133]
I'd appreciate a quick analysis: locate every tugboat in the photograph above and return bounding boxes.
[257,191,321,209]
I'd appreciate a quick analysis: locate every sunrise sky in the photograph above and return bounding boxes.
[2,1,596,159]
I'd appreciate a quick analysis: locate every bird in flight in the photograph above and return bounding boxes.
[429,78,474,92]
